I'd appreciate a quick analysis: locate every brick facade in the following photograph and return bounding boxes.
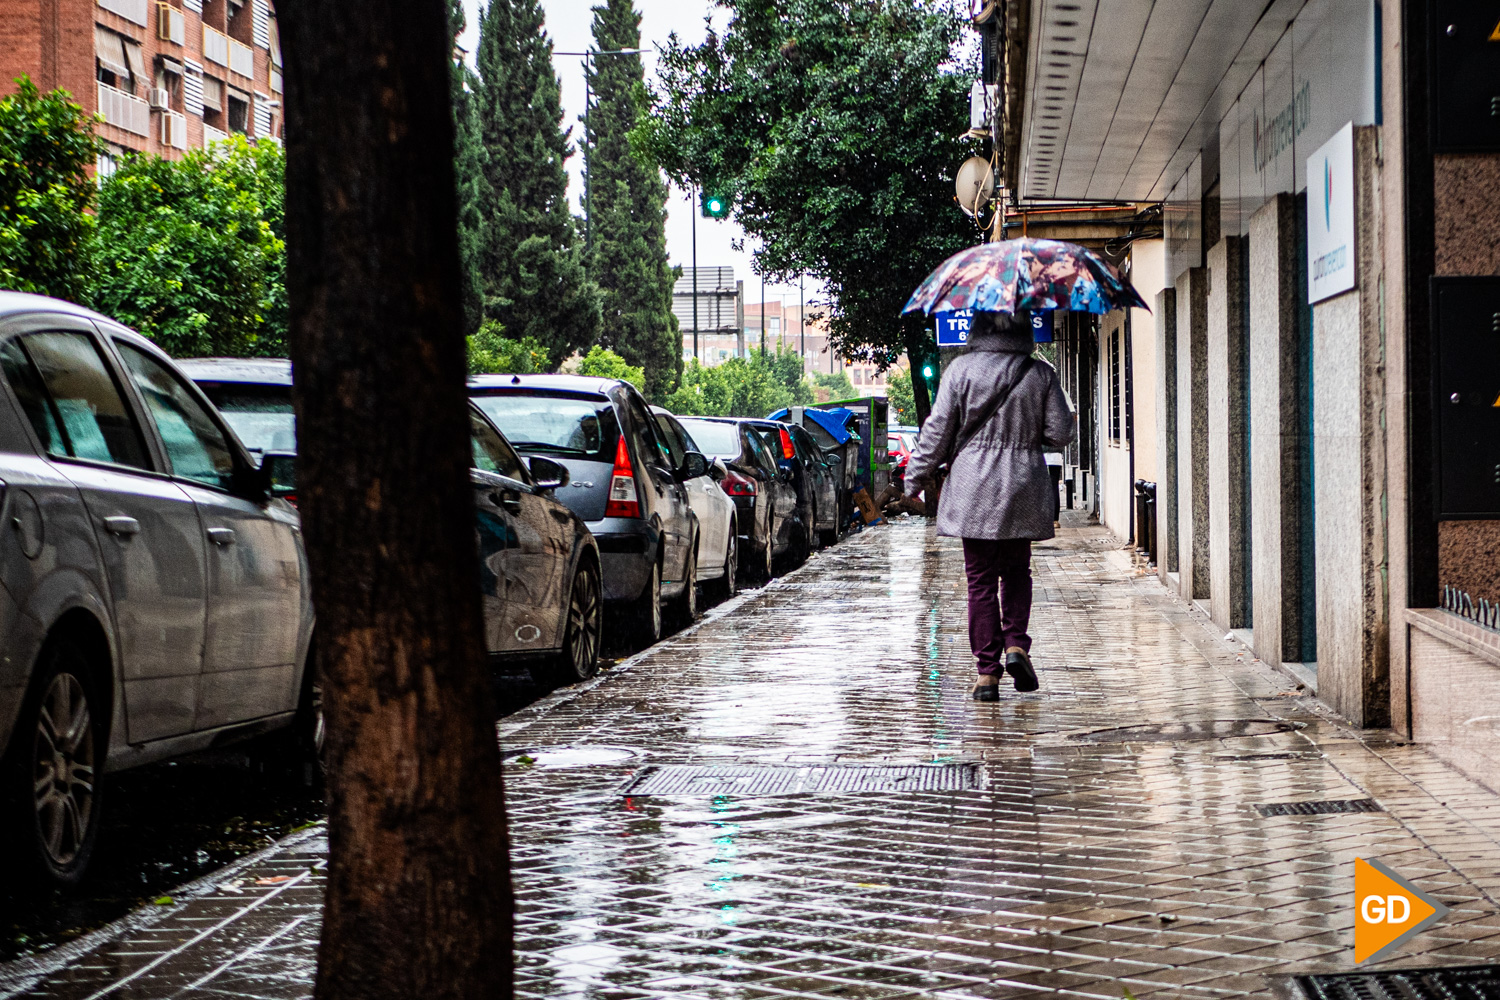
[0,0,283,165]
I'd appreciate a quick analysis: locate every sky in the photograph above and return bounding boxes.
[457,0,824,315]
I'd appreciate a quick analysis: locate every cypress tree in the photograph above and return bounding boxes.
[583,0,680,399]
[450,0,487,336]
[474,0,600,366]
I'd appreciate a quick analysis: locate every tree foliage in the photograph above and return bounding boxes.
[450,0,488,336]
[474,0,600,367]
[574,344,644,389]
[663,344,813,417]
[0,77,103,301]
[92,136,286,358]
[885,366,916,424]
[636,0,975,422]
[467,321,549,374]
[583,0,681,401]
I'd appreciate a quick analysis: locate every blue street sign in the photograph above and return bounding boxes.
[935,309,972,346]
[1031,310,1054,343]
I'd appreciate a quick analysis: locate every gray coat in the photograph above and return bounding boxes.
[904,324,1076,541]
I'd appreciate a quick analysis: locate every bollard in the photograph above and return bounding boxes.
[1134,480,1157,564]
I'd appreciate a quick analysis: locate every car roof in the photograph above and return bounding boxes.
[0,290,114,325]
[468,373,620,396]
[177,357,293,385]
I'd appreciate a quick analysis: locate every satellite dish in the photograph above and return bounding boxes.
[955,156,995,217]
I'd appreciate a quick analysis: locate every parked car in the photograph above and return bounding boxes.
[676,416,794,581]
[745,419,825,565]
[0,294,315,887]
[650,407,738,601]
[786,423,843,546]
[468,375,705,646]
[888,425,919,493]
[182,359,603,687]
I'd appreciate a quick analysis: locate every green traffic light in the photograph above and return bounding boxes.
[708,199,722,212]
[922,365,934,378]
[701,192,731,218]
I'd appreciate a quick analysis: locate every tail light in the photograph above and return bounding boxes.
[778,427,795,460]
[604,435,640,518]
[721,470,757,497]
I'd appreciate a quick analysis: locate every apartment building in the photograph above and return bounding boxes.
[1,0,284,166]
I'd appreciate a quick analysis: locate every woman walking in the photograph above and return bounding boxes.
[903,311,1075,700]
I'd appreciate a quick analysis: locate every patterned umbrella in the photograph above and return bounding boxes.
[902,237,1149,317]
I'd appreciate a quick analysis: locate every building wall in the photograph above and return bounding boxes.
[1,0,284,161]
[1128,240,1164,486]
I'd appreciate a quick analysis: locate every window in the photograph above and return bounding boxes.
[197,382,293,454]
[470,392,618,461]
[117,343,236,490]
[677,419,736,458]
[624,397,664,472]
[227,91,249,133]
[742,427,776,475]
[0,333,150,469]
[202,75,225,112]
[652,413,687,469]
[469,410,525,482]
[1109,328,1122,443]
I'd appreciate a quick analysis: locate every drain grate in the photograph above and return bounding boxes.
[1296,963,1500,999]
[1068,719,1301,743]
[1256,798,1383,817]
[620,763,981,797]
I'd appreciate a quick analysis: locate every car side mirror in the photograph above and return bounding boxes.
[826,453,843,465]
[527,455,568,490]
[678,450,710,481]
[708,457,728,482]
[753,468,768,482]
[260,451,298,502]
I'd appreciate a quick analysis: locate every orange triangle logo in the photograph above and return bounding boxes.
[1493,392,1500,407]
[1355,858,1450,963]
[1490,18,1500,41]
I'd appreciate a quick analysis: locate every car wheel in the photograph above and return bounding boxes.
[6,641,104,888]
[668,538,698,629]
[715,526,738,600]
[629,559,663,648]
[756,525,775,583]
[548,560,601,684]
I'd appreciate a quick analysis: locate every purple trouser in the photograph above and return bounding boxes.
[962,538,1033,675]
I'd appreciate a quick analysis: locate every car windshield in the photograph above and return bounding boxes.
[678,419,738,458]
[197,383,295,454]
[471,392,618,460]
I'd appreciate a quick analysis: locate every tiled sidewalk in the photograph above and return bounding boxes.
[10,517,1500,999]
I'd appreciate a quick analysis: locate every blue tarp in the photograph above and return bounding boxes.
[765,406,856,444]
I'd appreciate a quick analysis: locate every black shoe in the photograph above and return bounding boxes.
[1005,649,1039,692]
[972,682,1000,702]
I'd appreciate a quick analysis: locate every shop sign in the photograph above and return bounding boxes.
[1306,123,1356,304]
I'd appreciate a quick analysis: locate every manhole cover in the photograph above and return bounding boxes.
[1256,798,1383,817]
[1067,720,1301,743]
[620,763,981,796]
[504,746,637,768]
[1296,963,1500,999]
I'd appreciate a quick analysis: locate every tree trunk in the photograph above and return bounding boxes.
[279,4,515,998]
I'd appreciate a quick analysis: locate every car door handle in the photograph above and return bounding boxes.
[494,490,522,514]
[103,516,140,537]
[207,527,236,546]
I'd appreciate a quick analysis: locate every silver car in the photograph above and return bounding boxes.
[0,293,314,887]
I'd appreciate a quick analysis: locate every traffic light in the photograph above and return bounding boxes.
[918,354,939,400]
[701,191,731,218]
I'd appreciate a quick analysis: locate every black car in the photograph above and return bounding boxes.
[786,422,843,547]
[181,359,604,686]
[469,375,707,647]
[677,416,796,580]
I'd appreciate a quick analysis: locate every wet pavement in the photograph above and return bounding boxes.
[10,515,1500,998]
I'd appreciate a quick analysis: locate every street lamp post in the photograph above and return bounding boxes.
[554,48,644,253]
[691,185,698,363]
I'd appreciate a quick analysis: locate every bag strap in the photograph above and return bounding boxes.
[952,355,1037,458]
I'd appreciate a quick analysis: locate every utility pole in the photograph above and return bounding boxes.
[759,273,766,356]
[799,276,805,377]
[691,186,698,363]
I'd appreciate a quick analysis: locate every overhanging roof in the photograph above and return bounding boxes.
[1014,0,1307,203]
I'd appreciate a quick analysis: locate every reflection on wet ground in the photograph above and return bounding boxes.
[14,516,1500,998]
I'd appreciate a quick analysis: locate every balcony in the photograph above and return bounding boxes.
[97,0,148,27]
[203,25,228,67]
[229,39,254,79]
[97,81,149,136]
[203,123,229,147]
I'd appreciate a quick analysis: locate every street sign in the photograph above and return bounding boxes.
[1307,123,1357,304]
[1031,311,1054,343]
[935,309,972,346]
[936,309,1056,346]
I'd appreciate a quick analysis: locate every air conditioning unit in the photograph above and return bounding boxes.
[149,88,172,110]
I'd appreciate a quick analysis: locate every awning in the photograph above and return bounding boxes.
[121,36,146,80]
[157,56,183,76]
[94,26,129,80]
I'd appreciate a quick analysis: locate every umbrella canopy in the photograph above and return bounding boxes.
[903,237,1149,317]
